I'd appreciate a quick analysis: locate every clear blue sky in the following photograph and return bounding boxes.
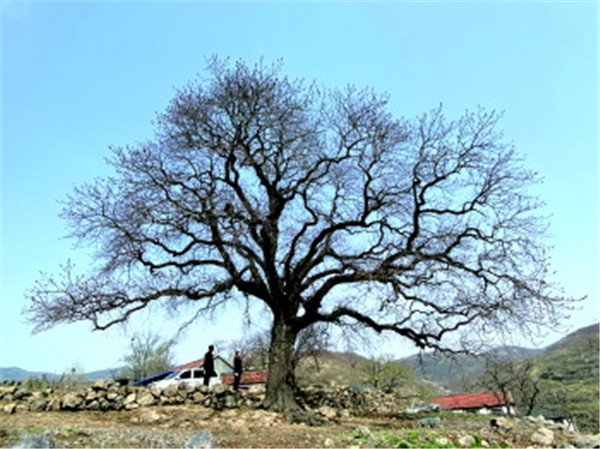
[1,1,598,374]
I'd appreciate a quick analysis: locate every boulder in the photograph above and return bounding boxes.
[62,393,84,410]
[123,392,139,410]
[12,389,33,401]
[87,400,102,411]
[0,386,18,396]
[185,430,217,449]
[106,390,121,401]
[46,397,62,412]
[27,397,48,412]
[224,395,237,409]
[491,417,513,432]
[11,433,55,448]
[323,438,335,447]
[531,428,554,447]
[212,384,228,395]
[136,409,164,424]
[163,384,179,398]
[317,405,337,420]
[148,387,162,398]
[191,392,205,404]
[526,415,547,425]
[247,384,266,395]
[123,393,137,405]
[3,403,17,414]
[85,389,101,402]
[137,390,156,407]
[457,435,476,447]
[419,417,441,428]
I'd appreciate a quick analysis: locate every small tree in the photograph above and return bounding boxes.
[478,357,540,416]
[294,322,331,372]
[27,58,571,414]
[227,331,271,372]
[121,332,176,382]
[361,356,414,392]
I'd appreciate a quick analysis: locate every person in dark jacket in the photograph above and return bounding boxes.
[233,351,243,391]
[203,345,216,387]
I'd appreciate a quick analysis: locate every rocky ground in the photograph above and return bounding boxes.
[1,383,599,448]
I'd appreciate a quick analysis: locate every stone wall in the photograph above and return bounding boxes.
[0,381,266,414]
[298,385,410,415]
[0,382,408,416]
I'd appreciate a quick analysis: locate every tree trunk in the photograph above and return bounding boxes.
[264,318,301,413]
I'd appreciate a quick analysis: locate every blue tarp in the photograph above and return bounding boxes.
[134,370,173,386]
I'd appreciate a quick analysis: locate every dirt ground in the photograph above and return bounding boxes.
[2,405,571,448]
[0,406,415,448]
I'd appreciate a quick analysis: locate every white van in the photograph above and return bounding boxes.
[151,368,221,389]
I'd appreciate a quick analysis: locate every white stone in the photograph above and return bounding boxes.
[531,428,554,446]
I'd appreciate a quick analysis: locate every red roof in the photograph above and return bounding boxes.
[173,358,204,371]
[221,371,269,385]
[432,391,512,410]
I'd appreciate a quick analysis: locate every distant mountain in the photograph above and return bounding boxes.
[0,367,59,382]
[84,367,126,381]
[401,346,542,387]
[0,366,126,382]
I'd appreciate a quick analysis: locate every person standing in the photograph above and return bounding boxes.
[203,345,216,387]
[233,351,243,391]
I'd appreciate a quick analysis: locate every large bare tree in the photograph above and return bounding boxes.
[27,58,568,414]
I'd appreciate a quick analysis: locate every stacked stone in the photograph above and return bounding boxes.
[0,382,266,414]
[298,385,406,415]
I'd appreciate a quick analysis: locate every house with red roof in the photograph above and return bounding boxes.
[432,391,515,415]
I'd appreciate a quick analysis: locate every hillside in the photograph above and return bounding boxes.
[295,350,445,398]
[295,350,370,387]
[456,323,599,432]
[530,323,599,432]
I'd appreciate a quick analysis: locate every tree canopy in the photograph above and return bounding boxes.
[26,58,569,412]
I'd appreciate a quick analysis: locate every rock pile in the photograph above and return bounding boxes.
[298,385,407,416]
[517,415,599,448]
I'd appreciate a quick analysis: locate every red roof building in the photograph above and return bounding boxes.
[221,371,269,386]
[432,391,513,412]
